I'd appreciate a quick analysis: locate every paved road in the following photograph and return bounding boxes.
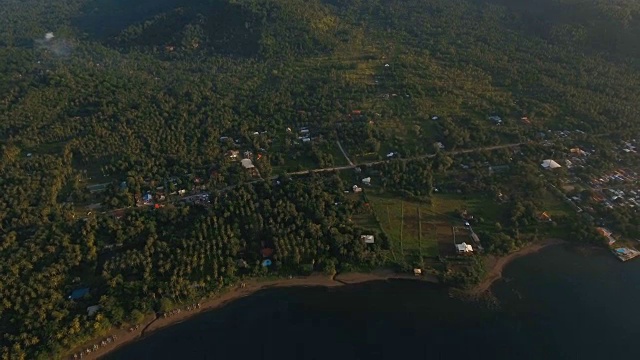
[98,142,524,215]
[87,141,526,226]
[288,142,523,175]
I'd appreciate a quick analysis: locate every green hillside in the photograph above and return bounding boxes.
[1,0,640,358]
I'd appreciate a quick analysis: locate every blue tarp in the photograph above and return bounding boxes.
[262,259,272,267]
[69,288,90,300]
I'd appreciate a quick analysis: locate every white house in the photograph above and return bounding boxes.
[456,242,473,253]
[541,159,562,169]
[241,159,255,169]
[361,235,375,244]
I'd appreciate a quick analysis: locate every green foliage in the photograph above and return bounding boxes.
[2,0,640,357]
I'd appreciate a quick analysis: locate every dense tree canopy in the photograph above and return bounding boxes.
[2,0,640,358]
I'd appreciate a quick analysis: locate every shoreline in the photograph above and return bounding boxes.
[466,238,565,297]
[69,239,564,359]
[71,270,436,360]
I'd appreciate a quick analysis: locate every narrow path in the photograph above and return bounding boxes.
[336,140,354,166]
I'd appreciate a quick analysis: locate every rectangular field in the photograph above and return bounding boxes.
[366,194,439,263]
[365,192,504,262]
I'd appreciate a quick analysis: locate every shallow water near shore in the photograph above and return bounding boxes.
[104,244,640,360]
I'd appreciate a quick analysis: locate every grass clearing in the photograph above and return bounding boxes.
[366,193,439,264]
[366,192,505,262]
[540,190,574,219]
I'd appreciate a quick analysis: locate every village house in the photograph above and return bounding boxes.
[142,193,153,203]
[360,235,375,244]
[541,159,562,169]
[68,288,90,300]
[227,150,240,159]
[456,242,473,254]
[539,212,552,222]
[596,227,616,245]
[241,159,255,169]
[570,147,587,156]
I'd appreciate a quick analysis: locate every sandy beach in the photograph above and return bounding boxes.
[466,238,565,297]
[69,270,435,360]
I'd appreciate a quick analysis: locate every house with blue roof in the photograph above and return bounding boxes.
[68,288,90,300]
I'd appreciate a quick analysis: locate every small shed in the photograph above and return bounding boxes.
[353,185,362,193]
[413,268,422,276]
[362,177,371,185]
[360,235,375,244]
[142,193,153,202]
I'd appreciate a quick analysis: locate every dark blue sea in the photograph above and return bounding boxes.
[104,245,640,360]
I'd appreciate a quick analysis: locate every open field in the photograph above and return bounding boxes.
[365,194,439,264]
[361,192,505,263]
[539,190,574,218]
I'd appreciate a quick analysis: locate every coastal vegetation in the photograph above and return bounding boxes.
[2,0,640,358]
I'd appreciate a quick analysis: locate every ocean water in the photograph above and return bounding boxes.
[104,245,640,360]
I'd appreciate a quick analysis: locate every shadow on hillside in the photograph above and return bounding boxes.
[477,0,640,60]
[73,0,262,57]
